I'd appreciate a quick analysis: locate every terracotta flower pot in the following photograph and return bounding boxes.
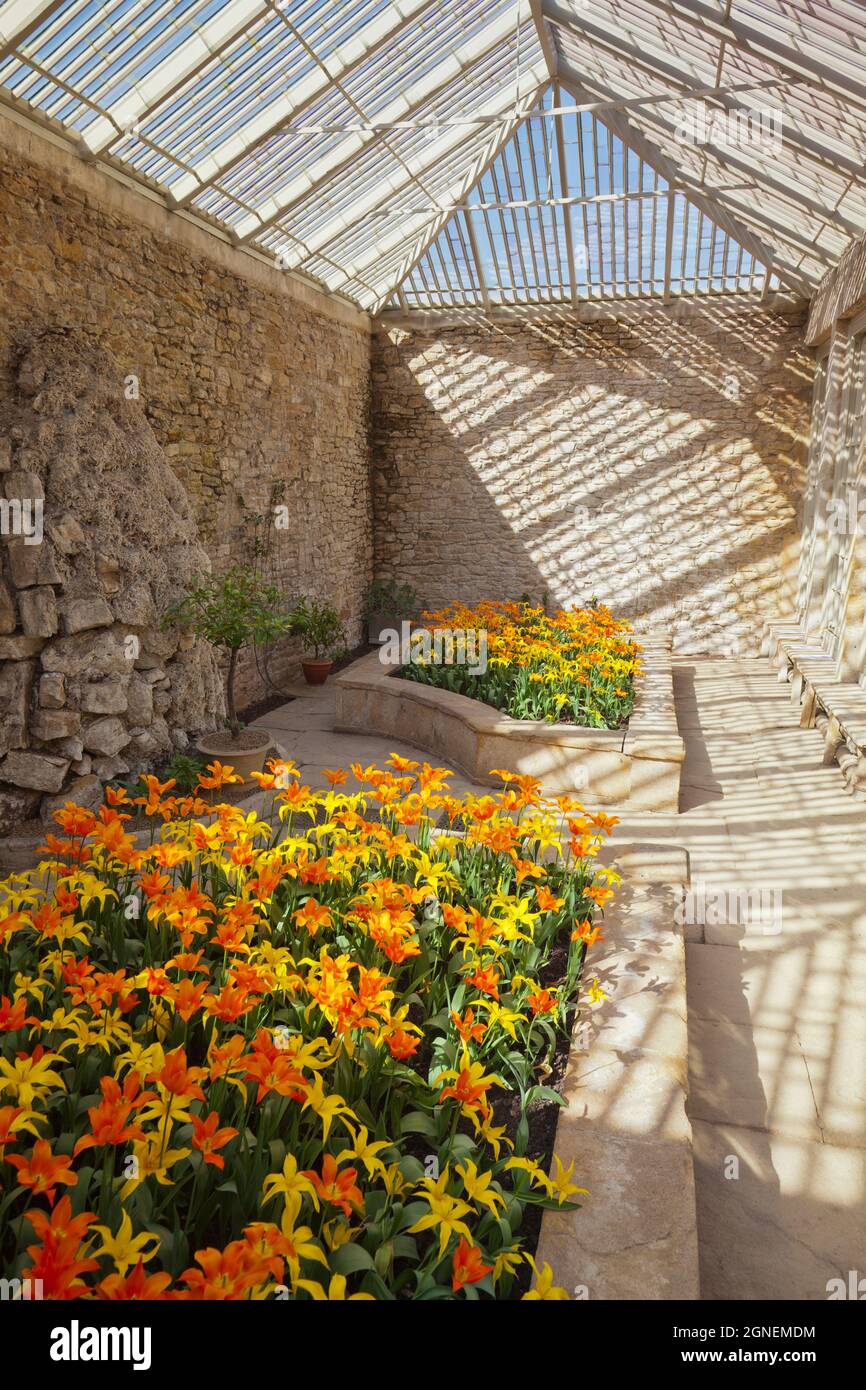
[302,658,333,685]
[196,729,274,780]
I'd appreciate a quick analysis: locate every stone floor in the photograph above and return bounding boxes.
[673,657,866,1302]
[252,658,866,1301]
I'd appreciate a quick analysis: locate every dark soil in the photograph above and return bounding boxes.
[200,727,271,752]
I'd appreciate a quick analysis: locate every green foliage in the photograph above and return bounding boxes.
[163,565,293,734]
[163,565,292,653]
[291,595,345,660]
[363,577,420,619]
[164,751,206,791]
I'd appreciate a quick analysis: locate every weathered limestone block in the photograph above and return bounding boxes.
[41,629,130,677]
[18,585,58,638]
[7,539,62,588]
[53,736,85,762]
[0,750,70,792]
[31,708,81,742]
[127,718,172,762]
[62,596,113,635]
[0,634,44,660]
[6,541,38,589]
[40,774,102,824]
[112,581,156,628]
[91,754,130,780]
[138,626,179,662]
[39,673,66,707]
[48,513,86,556]
[134,651,165,671]
[96,555,122,594]
[82,717,131,757]
[126,675,154,726]
[0,659,35,754]
[79,678,128,714]
[0,785,41,833]
[4,468,44,502]
[0,580,15,634]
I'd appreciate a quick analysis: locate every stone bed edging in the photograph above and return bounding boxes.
[536,842,699,1300]
[334,631,684,811]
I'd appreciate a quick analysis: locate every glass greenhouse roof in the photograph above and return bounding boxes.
[0,0,864,314]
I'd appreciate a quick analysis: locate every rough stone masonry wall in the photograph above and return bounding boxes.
[372,302,812,654]
[0,117,372,719]
[0,331,225,831]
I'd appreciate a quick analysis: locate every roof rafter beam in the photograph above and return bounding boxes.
[557,66,811,296]
[529,0,559,81]
[320,77,549,307]
[462,205,491,309]
[553,79,578,305]
[543,0,866,180]
[238,20,546,251]
[559,58,861,240]
[171,0,439,206]
[633,0,866,114]
[368,93,545,314]
[79,0,269,155]
[709,193,836,269]
[0,0,67,62]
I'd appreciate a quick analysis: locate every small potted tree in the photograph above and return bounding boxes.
[163,565,293,776]
[291,596,345,684]
[363,578,420,645]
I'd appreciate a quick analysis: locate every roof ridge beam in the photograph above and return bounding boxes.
[529,0,559,81]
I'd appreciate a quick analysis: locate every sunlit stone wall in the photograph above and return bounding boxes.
[372,301,811,654]
[0,118,373,715]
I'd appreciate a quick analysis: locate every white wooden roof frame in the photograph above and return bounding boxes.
[0,0,863,312]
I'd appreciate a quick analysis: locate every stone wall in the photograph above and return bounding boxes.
[0,115,372,713]
[371,301,812,654]
[0,331,225,829]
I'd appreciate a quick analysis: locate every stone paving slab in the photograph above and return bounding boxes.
[692,1119,866,1301]
[536,879,699,1300]
[688,1017,823,1142]
[678,656,866,1298]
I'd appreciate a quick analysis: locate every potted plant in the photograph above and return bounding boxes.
[290,596,345,684]
[363,577,420,645]
[163,565,293,777]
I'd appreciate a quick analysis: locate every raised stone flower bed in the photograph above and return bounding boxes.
[335,630,684,811]
[535,851,699,1300]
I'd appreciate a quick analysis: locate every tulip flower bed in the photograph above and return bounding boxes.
[403,600,640,729]
[0,756,619,1301]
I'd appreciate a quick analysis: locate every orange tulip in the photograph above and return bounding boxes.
[7,1139,77,1206]
[452,1236,492,1292]
[303,1154,364,1218]
[191,1112,238,1169]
